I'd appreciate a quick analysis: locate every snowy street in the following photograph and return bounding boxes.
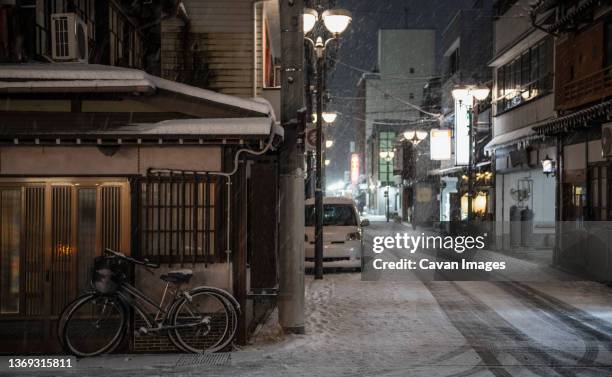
[6,221,612,377]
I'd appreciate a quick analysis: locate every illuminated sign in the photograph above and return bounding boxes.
[430,129,452,160]
[350,153,360,185]
[454,96,472,165]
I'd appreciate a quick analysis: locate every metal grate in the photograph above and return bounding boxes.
[139,172,220,265]
[101,186,122,252]
[53,16,69,58]
[24,187,45,316]
[50,186,74,315]
[174,353,231,367]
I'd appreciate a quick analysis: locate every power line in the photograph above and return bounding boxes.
[331,58,441,81]
[369,84,442,118]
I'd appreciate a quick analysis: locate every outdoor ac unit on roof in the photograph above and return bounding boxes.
[602,123,612,157]
[50,13,89,63]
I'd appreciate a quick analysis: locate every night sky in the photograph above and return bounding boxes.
[325,0,476,185]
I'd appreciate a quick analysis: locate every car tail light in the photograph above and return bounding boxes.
[346,232,360,241]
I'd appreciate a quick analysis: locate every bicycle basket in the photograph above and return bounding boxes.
[91,256,129,294]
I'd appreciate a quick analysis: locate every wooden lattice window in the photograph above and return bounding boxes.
[139,173,221,264]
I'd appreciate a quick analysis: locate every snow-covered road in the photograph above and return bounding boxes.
[12,221,612,376]
[204,222,612,376]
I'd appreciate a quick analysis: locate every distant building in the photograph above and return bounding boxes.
[361,29,436,217]
[432,1,493,223]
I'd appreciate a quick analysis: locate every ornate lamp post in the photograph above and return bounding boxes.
[451,86,490,220]
[379,150,395,222]
[304,7,351,279]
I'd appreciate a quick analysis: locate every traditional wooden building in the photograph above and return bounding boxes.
[531,0,612,279]
[0,0,284,354]
[0,63,282,354]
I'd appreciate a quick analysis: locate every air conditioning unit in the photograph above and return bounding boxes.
[50,13,88,63]
[602,123,612,157]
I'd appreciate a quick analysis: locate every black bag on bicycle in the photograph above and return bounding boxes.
[91,256,130,294]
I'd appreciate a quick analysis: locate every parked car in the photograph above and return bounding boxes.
[305,197,369,271]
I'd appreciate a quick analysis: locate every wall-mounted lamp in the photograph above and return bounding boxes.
[541,154,556,177]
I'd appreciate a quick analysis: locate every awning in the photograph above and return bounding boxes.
[484,126,545,152]
[428,166,466,176]
[0,117,282,145]
[127,118,281,138]
[540,0,598,34]
[0,63,274,118]
[534,99,612,135]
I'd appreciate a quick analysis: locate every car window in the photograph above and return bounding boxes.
[305,204,357,226]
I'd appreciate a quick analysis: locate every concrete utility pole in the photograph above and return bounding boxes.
[314,53,324,279]
[278,0,305,334]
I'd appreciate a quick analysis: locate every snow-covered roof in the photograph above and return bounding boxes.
[125,118,282,137]
[1,117,282,141]
[0,63,274,116]
[484,126,544,152]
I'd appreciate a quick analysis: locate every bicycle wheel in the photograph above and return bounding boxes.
[61,293,127,357]
[57,292,94,349]
[170,290,233,353]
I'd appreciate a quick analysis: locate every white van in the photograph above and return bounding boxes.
[304,197,369,270]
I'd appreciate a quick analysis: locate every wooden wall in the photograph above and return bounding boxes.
[555,20,610,111]
[161,0,264,98]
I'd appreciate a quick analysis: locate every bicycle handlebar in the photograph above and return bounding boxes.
[104,248,160,269]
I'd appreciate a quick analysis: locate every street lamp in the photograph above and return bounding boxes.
[325,159,331,166]
[451,85,490,221]
[325,140,334,148]
[304,7,351,280]
[379,150,395,222]
[311,111,337,124]
[541,154,555,177]
[322,111,338,123]
[403,130,428,145]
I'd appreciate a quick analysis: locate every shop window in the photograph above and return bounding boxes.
[563,183,586,221]
[378,132,396,185]
[588,165,610,220]
[0,189,20,314]
[76,188,97,292]
[0,180,128,318]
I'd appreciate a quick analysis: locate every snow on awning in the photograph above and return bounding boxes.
[1,117,282,145]
[428,166,465,176]
[0,63,274,117]
[125,118,282,138]
[484,126,545,152]
[534,99,612,136]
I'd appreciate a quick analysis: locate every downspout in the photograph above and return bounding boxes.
[176,1,191,82]
[253,0,265,97]
[149,124,278,293]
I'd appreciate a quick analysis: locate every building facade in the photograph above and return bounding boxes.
[430,1,494,223]
[531,0,612,279]
[0,0,282,354]
[487,0,556,250]
[362,29,436,217]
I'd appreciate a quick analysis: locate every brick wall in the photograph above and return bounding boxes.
[132,312,234,353]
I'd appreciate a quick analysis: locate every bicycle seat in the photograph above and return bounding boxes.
[160,269,193,284]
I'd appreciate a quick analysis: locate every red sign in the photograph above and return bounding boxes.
[350,153,360,185]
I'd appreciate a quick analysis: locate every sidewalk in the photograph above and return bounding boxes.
[0,352,251,375]
[361,213,387,222]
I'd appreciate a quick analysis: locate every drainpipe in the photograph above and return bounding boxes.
[253,0,265,97]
